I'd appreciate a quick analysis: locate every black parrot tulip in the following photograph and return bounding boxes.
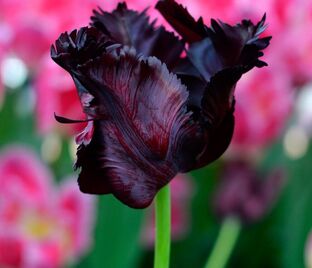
[51,0,271,208]
[213,160,284,223]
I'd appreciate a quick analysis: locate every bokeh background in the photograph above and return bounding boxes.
[0,0,312,267]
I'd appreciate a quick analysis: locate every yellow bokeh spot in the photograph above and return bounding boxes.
[25,216,54,239]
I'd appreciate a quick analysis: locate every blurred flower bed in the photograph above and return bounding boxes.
[0,0,312,267]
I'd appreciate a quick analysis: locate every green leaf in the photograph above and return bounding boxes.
[77,195,145,268]
[278,144,312,268]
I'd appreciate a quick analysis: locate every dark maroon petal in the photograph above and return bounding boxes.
[54,113,93,124]
[71,47,195,208]
[187,15,271,81]
[51,27,112,72]
[173,57,208,118]
[177,74,205,116]
[91,2,184,68]
[208,15,270,68]
[156,0,270,79]
[214,160,285,223]
[51,27,118,118]
[169,11,270,168]
[195,111,234,170]
[202,68,242,127]
[75,121,111,195]
[188,17,270,167]
[156,0,207,43]
[189,68,240,168]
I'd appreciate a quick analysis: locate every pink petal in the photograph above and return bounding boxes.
[0,146,53,206]
[34,56,86,135]
[56,178,96,257]
[0,234,24,268]
[232,68,293,151]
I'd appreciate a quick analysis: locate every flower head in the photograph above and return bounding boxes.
[0,146,95,267]
[232,68,293,151]
[213,160,284,223]
[51,1,270,208]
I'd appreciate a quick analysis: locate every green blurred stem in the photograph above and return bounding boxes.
[154,184,171,268]
[204,217,241,268]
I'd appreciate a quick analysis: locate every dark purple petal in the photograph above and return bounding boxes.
[156,1,270,79]
[75,121,111,195]
[178,74,206,113]
[195,111,235,170]
[187,16,271,81]
[54,113,93,124]
[202,68,242,126]
[51,27,118,118]
[66,46,196,208]
[157,1,271,170]
[214,160,285,223]
[91,2,184,68]
[51,27,112,72]
[157,1,271,169]
[156,0,207,43]
[177,68,239,169]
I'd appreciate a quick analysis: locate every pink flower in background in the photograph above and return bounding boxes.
[272,19,312,86]
[0,0,100,69]
[142,174,193,246]
[35,57,85,134]
[0,146,96,267]
[231,68,293,151]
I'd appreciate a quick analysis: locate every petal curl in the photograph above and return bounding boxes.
[51,27,112,72]
[91,2,184,68]
[155,0,207,43]
[194,68,241,168]
[157,0,270,80]
[187,15,271,80]
[157,0,271,169]
[51,27,117,117]
[66,46,195,208]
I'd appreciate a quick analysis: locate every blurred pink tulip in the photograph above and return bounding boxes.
[0,0,100,68]
[0,146,96,268]
[142,174,193,246]
[231,68,293,151]
[272,20,312,86]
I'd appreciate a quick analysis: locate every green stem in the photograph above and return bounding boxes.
[204,217,241,268]
[154,184,171,268]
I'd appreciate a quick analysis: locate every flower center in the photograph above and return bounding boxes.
[24,216,55,239]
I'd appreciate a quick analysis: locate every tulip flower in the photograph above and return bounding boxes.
[51,0,270,209]
[0,146,95,268]
[214,160,284,223]
[204,160,284,268]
